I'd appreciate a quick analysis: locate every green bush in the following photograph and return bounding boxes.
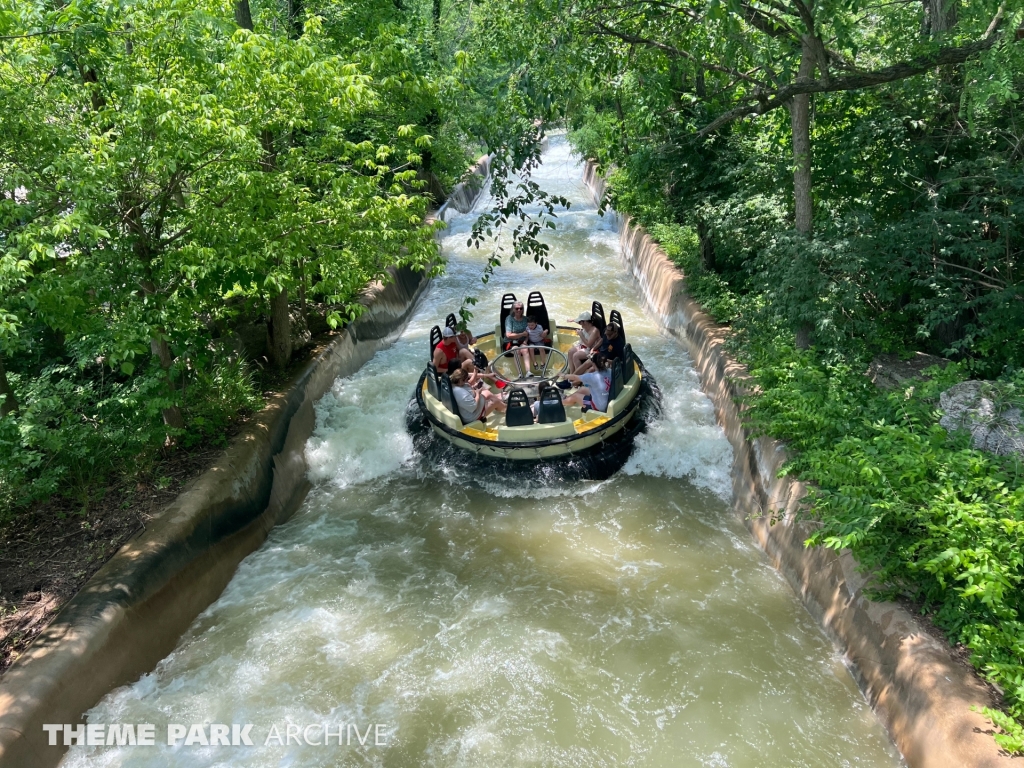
[0,363,167,519]
[742,343,1024,737]
[181,355,264,449]
[0,345,264,523]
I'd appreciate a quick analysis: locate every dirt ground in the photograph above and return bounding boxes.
[0,339,345,678]
[0,439,229,675]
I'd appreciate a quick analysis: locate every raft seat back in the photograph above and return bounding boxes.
[429,325,442,357]
[437,373,464,422]
[499,293,518,347]
[610,359,625,402]
[445,312,458,332]
[591,301,607,334]
[526,291,551,340]
[504,388,534,426]
[426,362,441,400]
[621,343,636,384]
[609,309,625,345]
[537,385,567,424]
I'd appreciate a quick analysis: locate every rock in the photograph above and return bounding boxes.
[305,309,331,338]
[289,308,312,351]
[231,321,269,361]
[867,352,949,391]
[939,380,1024,458]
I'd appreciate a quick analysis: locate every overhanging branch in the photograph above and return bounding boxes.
[590,22,764,86]
[698,31,1010,136]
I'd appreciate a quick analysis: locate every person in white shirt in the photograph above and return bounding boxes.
[560,355,613,413]
[454,327,476,351]
[522,314,551,371]
[450,368,505,424]
[566,311,601,374]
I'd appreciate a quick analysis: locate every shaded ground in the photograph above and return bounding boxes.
[0,331,340,676]
[0,434,236,675]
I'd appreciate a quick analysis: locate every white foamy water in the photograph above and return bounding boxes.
[61,137,901,768]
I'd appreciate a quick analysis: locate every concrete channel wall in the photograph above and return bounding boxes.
[0,157,491,768]
[583,161,1013,768]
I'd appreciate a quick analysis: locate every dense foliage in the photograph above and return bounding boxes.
[0,0,491,512]
[741,341,1024,748]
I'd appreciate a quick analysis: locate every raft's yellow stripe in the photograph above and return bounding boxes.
[461,426,500,441]
[573,415,611,433]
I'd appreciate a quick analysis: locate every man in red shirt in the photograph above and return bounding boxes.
[433,326,473,373]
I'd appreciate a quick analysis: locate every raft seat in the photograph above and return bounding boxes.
[431,402,464,431]
[602,361,641,419]
[573,414,611,433]
[461,422,499,441]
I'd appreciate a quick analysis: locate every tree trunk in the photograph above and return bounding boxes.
[923,0,958,37]
[791,40,815,237]
[269,287,292,369]
[288,0,303,37]
[791,34,816,350]
[432,0,441,32]
[150,336,185,429]
[696,218,716,271]
[136,274,185,429]
[235,0,253,30]
[0,352,17,418]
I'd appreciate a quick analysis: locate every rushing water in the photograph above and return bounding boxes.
[62,137,901,767]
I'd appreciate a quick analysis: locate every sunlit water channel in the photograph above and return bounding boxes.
[62,137,902,767]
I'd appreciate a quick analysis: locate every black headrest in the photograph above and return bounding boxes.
[429,325,442,355]
[437,373,464,421]
[445,312,458,331]
[426,362,440,399]
[537,385,566,424]
[620,343,636,383]
[591,301,606,333]
[504,388,534,426]
[526,291,550,333]
[609,309,625,344]
[610,359,624,401]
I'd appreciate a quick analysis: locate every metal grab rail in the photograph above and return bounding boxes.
[489,345,568,391]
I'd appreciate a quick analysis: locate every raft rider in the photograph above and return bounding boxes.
[433,326,474,373]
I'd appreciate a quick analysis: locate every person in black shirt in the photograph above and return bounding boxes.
[575,322,624,375]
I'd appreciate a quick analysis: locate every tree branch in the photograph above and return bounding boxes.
[590,22,766,86]
[698,32,1009,136]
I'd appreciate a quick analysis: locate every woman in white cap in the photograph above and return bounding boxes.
[567,310,601,374]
